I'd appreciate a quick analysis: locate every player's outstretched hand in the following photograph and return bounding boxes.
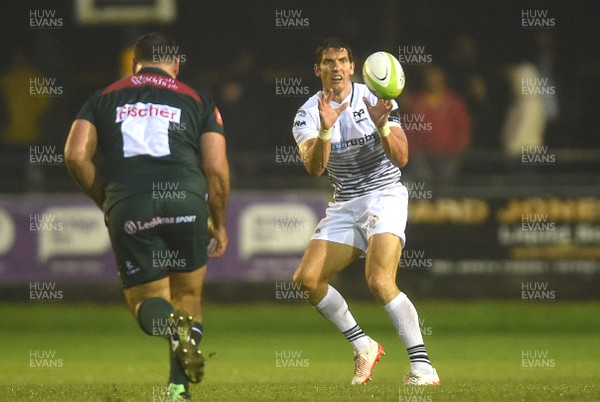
[363,97,392,129]
[318,88,348,130]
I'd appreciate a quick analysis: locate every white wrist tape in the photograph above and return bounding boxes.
[318,127,332,141]
[377,124,391,138]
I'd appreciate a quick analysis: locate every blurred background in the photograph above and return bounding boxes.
[1,0,599,302]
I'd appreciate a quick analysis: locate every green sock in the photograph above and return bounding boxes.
[136,297,174,337]
[137,298,191,390]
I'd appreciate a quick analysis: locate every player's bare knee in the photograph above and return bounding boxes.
[299,277,320,293]
[293,269,320,293]
[366,272,393,295]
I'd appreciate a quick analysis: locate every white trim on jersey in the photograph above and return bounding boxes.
[292,82,403,202]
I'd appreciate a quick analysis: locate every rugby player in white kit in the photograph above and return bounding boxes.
[292,37,440,386]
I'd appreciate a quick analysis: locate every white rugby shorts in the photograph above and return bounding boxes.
[312,184,408,252]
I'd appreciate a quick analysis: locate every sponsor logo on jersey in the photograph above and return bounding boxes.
[116,103,181,122]
[330,132,380,150]
[130,74,179,90]
[116,102,181,158]
[353,108,368,123]
[293,120,306,127]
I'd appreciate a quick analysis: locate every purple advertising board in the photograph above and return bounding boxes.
[2,192,599,293]
[0,193,328,284]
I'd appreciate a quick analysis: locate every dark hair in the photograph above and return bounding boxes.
[315,37,354,65]
[133,32,179,63]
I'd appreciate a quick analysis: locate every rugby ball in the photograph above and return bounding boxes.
[362,51,405,99]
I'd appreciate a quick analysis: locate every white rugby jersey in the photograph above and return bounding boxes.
[293,82,403,202]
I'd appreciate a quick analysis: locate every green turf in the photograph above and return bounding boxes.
[0,301,599,401]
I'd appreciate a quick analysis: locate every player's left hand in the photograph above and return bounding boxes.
[363,97,393,129]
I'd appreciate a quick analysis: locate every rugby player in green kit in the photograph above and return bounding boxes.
[65,33,229,401]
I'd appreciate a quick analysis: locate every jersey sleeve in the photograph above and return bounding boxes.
[199,98,225,136]
[388,101,402,128]
[292,105,319,146]
[75,90,102,124]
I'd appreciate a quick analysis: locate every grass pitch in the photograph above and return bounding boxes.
[0,301,598,401]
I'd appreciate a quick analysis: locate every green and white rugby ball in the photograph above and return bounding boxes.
[362,51,405,99]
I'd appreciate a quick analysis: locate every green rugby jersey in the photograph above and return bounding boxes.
[76,67,225,211]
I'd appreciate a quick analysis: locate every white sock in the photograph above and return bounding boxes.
[384,292,433,374]
[316,285,371,352]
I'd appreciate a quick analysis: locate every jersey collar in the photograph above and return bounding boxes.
[330,82,355,107]
[136,67,173,78]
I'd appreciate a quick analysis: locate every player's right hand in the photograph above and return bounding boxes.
[318,88,348,130]
[208,220,228,258]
